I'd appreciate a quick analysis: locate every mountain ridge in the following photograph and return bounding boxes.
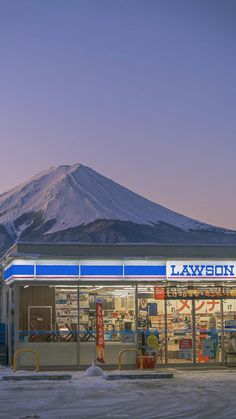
[0,163,235,257]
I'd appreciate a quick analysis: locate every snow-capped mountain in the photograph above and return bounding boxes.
[0,163,235,256]
[0,163,208,234]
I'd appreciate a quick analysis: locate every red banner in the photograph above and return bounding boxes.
[154,286,166,300]
[96,302,105,363]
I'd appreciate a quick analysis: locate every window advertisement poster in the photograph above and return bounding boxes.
[96,302,105,363]
[202,338,214,357]
[179,338,193,359]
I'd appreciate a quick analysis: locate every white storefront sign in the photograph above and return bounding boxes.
[167,260,236,280]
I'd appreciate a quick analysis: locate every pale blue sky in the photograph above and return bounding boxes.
[0,1,235,229]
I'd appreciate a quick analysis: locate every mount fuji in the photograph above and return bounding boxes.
[0,163,236,256]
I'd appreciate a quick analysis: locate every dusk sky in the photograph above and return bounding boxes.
[0,1,235,229]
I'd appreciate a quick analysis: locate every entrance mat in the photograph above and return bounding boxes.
[2,374,72,381]
[105,373,173,380]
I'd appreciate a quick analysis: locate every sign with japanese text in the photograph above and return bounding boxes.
[167,299,223,315]
[154,286,166,300]
[96,302,105,363]
[165,287,236,299]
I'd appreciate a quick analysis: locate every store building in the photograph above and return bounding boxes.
[1,242,236,369]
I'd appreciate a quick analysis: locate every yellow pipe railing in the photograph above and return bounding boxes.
[13,349,40,372]
[118,348,143,371]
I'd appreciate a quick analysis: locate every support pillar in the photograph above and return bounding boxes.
[164,298,168,365]
[221,300,225,366]
[192,299,196,365]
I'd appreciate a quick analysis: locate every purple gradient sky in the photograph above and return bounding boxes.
[0,1,235,229]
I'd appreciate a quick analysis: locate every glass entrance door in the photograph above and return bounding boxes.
[138,285,166,365]
[195,299,222,364]
[167,299,193,363]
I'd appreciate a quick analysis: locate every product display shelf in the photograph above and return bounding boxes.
[55,291,78,327]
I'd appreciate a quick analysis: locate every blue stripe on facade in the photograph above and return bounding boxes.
[4,263,166,279]
[81,265,123,276]
[4,266,12,280]
[4,265,34,280]
[124,265,166,276]
[36,265,79,276]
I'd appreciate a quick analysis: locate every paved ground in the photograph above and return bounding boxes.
[0,368,236,418]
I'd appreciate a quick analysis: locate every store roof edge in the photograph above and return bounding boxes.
[1,242,236,264]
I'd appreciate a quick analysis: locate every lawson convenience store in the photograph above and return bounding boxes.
[2,243,236,369]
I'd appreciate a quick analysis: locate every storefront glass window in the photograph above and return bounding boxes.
[79,285,135,343]
[19,286,79,343]
[54,286,78,341]
[17,281,236,368]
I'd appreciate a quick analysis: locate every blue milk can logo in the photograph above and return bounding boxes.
[166,261,236,279]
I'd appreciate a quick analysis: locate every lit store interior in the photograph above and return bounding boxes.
[16,282,236,367]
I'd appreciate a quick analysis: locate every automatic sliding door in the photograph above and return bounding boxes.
[167,300,193,363]
[195,299,221,363]
[138,285,166,365]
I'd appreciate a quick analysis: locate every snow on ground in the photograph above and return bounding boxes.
[1,368,236,418]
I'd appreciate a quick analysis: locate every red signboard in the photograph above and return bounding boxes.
[96,302,105,363]
[179,338,193,349]
[154,286,166,300]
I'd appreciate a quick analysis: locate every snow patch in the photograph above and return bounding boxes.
[83,364,104,377]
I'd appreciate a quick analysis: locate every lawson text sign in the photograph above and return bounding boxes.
[167,260,236,280]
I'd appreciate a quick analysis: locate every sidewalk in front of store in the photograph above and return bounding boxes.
[1,367,236,418]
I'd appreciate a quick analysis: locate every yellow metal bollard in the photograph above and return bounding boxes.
[13,349,40,372]
[118,348,143,371]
